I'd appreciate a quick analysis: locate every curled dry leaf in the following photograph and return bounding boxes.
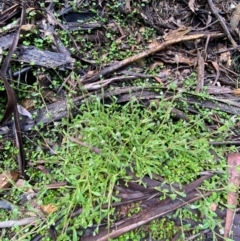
[21,98,35,110]
[20,24,37,35]
[164,26,191,41]
[219,49,231,67]
[230,3,240,29]
[233,89,240,95]
[209,202,217,212]
[40,204,58,215]
[188,0,195,13]
[17,104,33,119]
[211,61,220,86]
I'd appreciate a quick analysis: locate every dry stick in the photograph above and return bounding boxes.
[196,50,204,92]
[207,0,239,50]
[82,32,224,84]
[0,217,37,228]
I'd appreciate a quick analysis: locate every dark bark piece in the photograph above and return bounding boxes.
[61,12,96,22]
[184,94,240,115]
[63,22,102,31]
[2,87,240,138]
[0,33,15,49]
[81,176,212,241]
[15,46,74,69]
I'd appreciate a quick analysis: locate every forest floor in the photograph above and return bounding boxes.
[1,0,240,240]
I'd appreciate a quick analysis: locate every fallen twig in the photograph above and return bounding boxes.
[0,217,37,228]
[196,50,204,92]
[69,137,101,154]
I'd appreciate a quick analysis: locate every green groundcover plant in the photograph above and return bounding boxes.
[0,95,237,240]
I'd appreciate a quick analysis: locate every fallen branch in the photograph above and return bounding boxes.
[82,31,224,84]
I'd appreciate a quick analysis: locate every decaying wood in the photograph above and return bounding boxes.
[63,21,102,31]
[2,86,240,139]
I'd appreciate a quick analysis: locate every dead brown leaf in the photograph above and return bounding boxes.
[230,3,240,29]
[211,61,220,85]
[219,49,231,67]
[21,98,35,110]
[209,202,217,212]
[0,170,18,189]
[164,26,191,41]
[233,88,240,95]
[40,204,58,215]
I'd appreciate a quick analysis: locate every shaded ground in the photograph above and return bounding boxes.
[1,0,240,240]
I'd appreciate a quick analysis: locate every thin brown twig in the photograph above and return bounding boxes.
[69,137,101,154]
